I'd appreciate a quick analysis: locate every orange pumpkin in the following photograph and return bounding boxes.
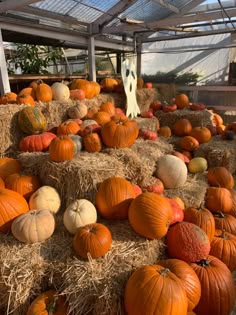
[172,119,192,137]
[0,157,22,180]
[16,94,35,106]
[100,78,118,92]
[158,126,172,138]
[205,187,233,213]
[18,87,36,100]
[175,94,189,109]
[90,81,100,96]
[35,81,53,102]
[189,126,211,143]
[93,111,111,126]
[212,113,223,126]
[49,136,75,162]
[100,102,116,116]
[0,178,5,189]
[83,132,102,153]
[180,136,199,151]
[213,212,236,235]
[86,107,98,119]
[69,89,85,100]
[70,79,94,99]
[57,121,80,136]
[229,189,236,217]
[0,92,17,104]
[207,166,234,189]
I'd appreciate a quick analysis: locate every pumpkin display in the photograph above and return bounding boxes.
[189,126,211,143]
[210,230,236,271]
[124,264,188,315]
[0,157,21,180]
[67,104,88,119]
[179,136,199,151]
[100,77,118,92]
[70,89,86,100]
[0,92,17,104]
[0,189,29,233]
[18,106,47,134]
[167,221,211,262]
[19,132,56,152]
[184,205,215,241]
[167,198,184,225]
[57,120,80,136]
[5,173,41,200]
[188,157,208,173]
[63,199,97,234]
[93,111,111,126]
[128,192,173,239]
[16,94,35,106]
[73,223,112,259]
[205,187,233,213]
[11,209,55,244]
[158,126,172,138]
[172,196,185,210]
[96,177,135,220]
[68,134,83,154]
[35,81,53,102]
[207,166,234,189]
[100,102,116,116]
[155,155,188,189]
[158,258,201,311]
[83,132,102,153]
[213,212,236,235]
[49,136,75,162]
[51,82,70,101]
[18,87,36,100]
[101,118,138,148]
[172,119,192,137]
[175,93,189,109]
[29,185,61,214]
[190,256,235,315]
[26,289,68,315]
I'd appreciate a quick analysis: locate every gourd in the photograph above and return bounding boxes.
[188,157,208,173]
[19,132,56,152]
[18,107,47,134]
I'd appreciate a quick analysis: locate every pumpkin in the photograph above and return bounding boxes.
[0,189,29,233]
[101,118,138,148]
[73,223,112,259]
[184,205,215,241]
[205,187,233,213]
[162,103,177,112]
[181,150,192,160]
[212,113,224,126]
[158,126,172,138]
[168,198,184,225]
[26,289,68,315]
[172,151,189,163]
[210,230,236,271]
[155,155,188,189]
[190,256,235,315]
[70,79,95,99]
[128,192,173,239]
[93,111,111,126]
[63,199,97,234]
[100,102,116,116]
[180,136,199,151]
[190,103,205,111]
[80,119,97,129]
[68,134,83,154]
[172,119,192,136]
[124,264,188,315]
[189,126,211,143]
[83,132,102,153]
[49,136,75,162]
[57,120,80,136]
[70,89,86,100]
[207,166,234,189]
[35,81,53,102]
[100,78,118,92]
[16,94,35,106]
[188,157,208,173]
[0,157,21,180]
[139,128,158,141]
[175,94,189,109]
[0,178,5,189]
[51,82,70,101]
[19,132,56,152]
[225,121,236,133]
[230,189,236,217]
[86,107,98,119]
[67,104,88,119]
[90,81,100,96]
[213,212,236,235]
[18,87,36,100]
[79,124,101,137]
[0,92,17,104]
[132,184,142,197]
[96,177,135,220]
[5,173,41,200]
[140,111,154,118]
[143,177,164,194]
[206,124,218,136]
[11,209,55,244]
[167,221,211,263]
[29,185,61,214]
[172,196,185,210]
[150,100,162,111]
[157,259,201,311]
[18,106,47,134]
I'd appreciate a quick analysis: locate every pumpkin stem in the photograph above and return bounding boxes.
[219,229,228,239]
[158,268,170,277]
[214,211,225,218]
[196,259,210,267]
[46,296,58,315]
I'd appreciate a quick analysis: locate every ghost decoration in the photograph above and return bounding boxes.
[121,57,140,118]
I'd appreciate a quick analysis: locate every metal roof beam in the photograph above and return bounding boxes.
[0,0,40,13]
[189,0,236,14]
[152,0,180,14]
[179,0,206,15]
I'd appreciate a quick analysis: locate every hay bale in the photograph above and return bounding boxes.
[154,83,178,103]
[194,136,236,174]
[155,108,214,128]
[220,111,236,125]
[135,117,160,131]
[136,88,160,112]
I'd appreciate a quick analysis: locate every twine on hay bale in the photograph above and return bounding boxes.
[194,136,236,174]
[163,173,209,208]
[155,108,214,128]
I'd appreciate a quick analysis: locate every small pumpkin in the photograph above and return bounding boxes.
[100,78,118,92]
[67,104,88,119]
[132,184,142,197]
[18,106,47,134]
[172,119,192,137]
[83,131,102,153]
[212,113,224,126]
[0,157,21,180]
[189,126,211,143]
[168,198,184,225]
[100,102,116,116]
[51,82,70,101]
[143,177,164,194]
[139,128,158,141]
[86,107,98,119]
[93,111,111,126]
[207,166,234,189]
[188,157,208,173]
[57,120,80,136]
[73,223,112,259]
[35,81,53,102]
[49,136,75,162]
[0,92,17,104]
[16,94,35,106]
[18,87,36,100]
[158,126,171,138]
[180,136,199,151]
[70,89,86,100]
[175,93,189,109]
[205,187,233,213]
[68,134,83,155]
[19,132,56,152]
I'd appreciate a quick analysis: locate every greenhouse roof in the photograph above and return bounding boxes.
[0,0,236,51]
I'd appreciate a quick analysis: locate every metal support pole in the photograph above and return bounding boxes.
[88,35,96,82]
[136,42,142,77]
[0,28,10,94]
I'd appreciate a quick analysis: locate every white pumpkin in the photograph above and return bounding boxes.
[63,199,97,234]
[67,103,88,119]
[11,209,55,244]
[188,157,208,173]
[51,82,70,101]
[155,154,188,188]
[29,185,61,214]
[68,134,83,155]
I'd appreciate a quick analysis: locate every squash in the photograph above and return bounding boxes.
[93,111,111,126]
[16,94,35,106]
[11,209,55,244]
[100,78,118,92]
[51,82,70,101]
[19,132,56,152]
[83,132,102,153]
[100,102,116,116]
[188,157,208,173]
[63,199,97,234]
[68,134,83,155]
[18,87,36,100]
[0,92,17,104]
[18,107,47,134]
[70,89,86,100]
[213,212,236,235]
[158,126,171,138]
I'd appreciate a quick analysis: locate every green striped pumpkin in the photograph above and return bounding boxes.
[18,107,47,134]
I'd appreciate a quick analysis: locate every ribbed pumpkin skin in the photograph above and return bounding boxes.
[100,78,118,92]
[128,192,173,239]
[19,132,56,152]
[57,121,80,136]
[184,206,215,241]
[26,290,68,315]
[124,264,188,315]
[36,82,53,102]
[18,107,47,134]
[73,223,112,259]
[207,166,234,189]
[189,127,211,143]
[49,136,75,162]
[100,102,116,116]
[190,256,235,315]
[83,133,102,153]
[210,230,236,271]
[205,187,233,213]
[0,178,5,189]
[230,189,236,217]
[214,212,236,235]
[180,136,199,151]
[0,157,21,180]
[0,189,29,233]
[93,111,111,126]
[167,222,210,263]
[96,177,135,220]
[158,259,201,311]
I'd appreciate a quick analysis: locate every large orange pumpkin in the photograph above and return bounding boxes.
[100,78,118,92]
[175,94,189,109]
[207,166,234,189]
[70,79,95,99]
[0,157,22,180]
[35,81,53,102]
[205,187,233,213]
[213,212,236,235]
[189,126,211,143]
[49,136,75,162]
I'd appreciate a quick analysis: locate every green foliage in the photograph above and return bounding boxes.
[7,44,63,74]
[142,71,201,85]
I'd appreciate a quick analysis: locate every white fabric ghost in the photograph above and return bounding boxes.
[121,57,140,118]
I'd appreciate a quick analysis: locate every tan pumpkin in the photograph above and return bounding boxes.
[11,209,55,244]
[172,119,192,137]
[67,104,88,119]
[188,157,208,173]
[29,185,61,214]
[63,199,97,234]
[51,82,70,101]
